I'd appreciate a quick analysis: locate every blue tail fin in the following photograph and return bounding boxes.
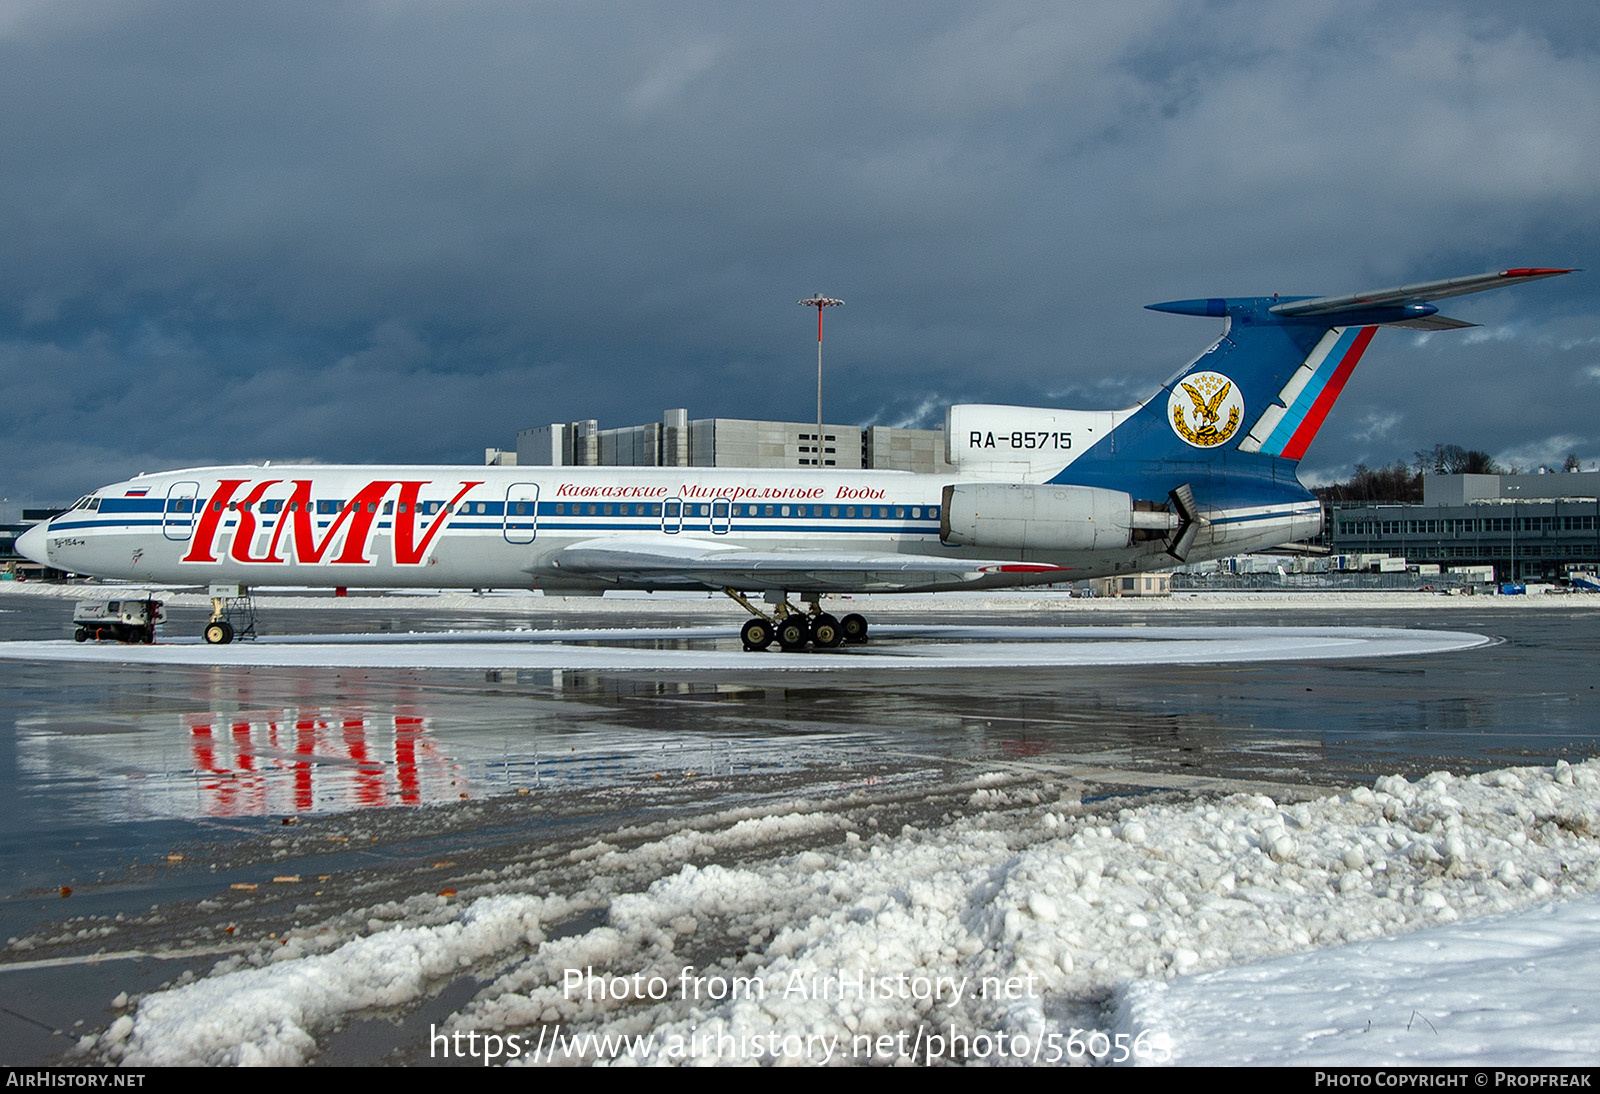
[1141,267,1573,464]
[1051,268,1572,504]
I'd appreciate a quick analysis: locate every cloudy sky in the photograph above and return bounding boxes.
[1,0,1597,506]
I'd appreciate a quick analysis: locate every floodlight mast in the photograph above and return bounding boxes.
[798,294,843,466]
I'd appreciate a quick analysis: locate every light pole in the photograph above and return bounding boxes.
[798,294,842,466]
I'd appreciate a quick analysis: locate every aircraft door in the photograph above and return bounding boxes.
[503,483,540,544]
[711,497,731,535]
[163,481,200,542]
[662,497,683,534]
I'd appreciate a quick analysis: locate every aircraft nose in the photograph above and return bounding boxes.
[15,522,50,566]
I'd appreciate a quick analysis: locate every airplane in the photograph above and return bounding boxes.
[16,267,1572,651]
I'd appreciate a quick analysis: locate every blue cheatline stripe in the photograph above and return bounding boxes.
[53,519,165,531]
[1258,327,1364,456]
[1208,508,1319,526]
[98,498,165,514]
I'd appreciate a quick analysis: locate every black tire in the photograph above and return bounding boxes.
[204,620,234,645]
[841,613,869,644]
[776,616,810,650]
[740,618,774,651]
[811,613,842,649]
[74,627,88,643]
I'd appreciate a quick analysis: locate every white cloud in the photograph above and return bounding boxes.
[624,38,725,118]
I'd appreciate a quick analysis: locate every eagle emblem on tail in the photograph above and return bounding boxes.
[1168,371,1243,448]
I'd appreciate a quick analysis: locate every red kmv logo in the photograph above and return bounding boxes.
[182,480,482,566]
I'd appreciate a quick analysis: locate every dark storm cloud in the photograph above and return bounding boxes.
[0,0,1597,505]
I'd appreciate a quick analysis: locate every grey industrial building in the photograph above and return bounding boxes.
[510,408,954,474]
[1331,471,1600,582]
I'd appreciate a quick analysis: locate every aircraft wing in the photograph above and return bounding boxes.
[1269,267,1574,319]
[542,536,1069,592]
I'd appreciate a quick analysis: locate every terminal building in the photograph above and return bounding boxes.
[1331,471,1600,583]
[507,408,955,474]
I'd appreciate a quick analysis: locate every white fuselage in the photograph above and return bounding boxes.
[22,462,1321,594]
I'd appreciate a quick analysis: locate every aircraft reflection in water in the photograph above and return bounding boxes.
[183,709,456,817]
[15,708,464,820]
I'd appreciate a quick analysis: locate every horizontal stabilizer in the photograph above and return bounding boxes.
[1382,314,1478,332]
[1268,268,1574,319]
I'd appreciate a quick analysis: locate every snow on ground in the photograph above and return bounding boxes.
[1113,893,1600,1066]
[0,624,1495,671]
[86,759,1600,1066]
[4,580,1597,615]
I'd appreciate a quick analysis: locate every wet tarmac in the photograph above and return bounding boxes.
[0,592,1597,1063]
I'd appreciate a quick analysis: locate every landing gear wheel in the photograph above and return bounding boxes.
[841,613,869,644]
[204,620,235,645]
[776,616,811,651]
[811,613,842,649]
[740,618,775,651]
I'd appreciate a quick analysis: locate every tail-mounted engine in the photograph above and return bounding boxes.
[940,483,1184,554]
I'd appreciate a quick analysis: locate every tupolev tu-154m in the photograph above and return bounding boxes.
[17,267,1572,650]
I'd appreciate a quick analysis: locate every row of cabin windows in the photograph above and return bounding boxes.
[549,503,936,520]
[194,498,939,521]
[207,499,474,516]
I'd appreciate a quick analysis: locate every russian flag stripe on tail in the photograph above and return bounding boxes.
[1278,326,1376,460]
[1236,325,1376,460]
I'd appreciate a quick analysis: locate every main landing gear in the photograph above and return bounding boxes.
[724,589,869,653]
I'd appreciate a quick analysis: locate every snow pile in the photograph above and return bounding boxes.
[1113,893,1600,1066]
[97,895,548,1066]
[90,760,1600,1065]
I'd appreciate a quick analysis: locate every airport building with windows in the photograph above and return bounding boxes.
[508,408,955,474]
[1331,471,1600,583]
